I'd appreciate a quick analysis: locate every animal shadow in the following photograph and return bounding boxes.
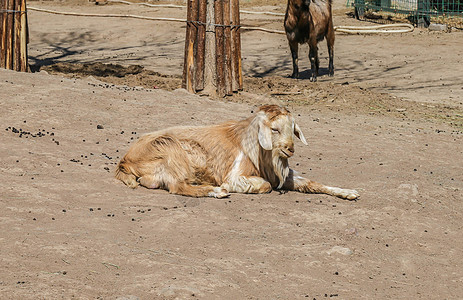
[290,68,332,80]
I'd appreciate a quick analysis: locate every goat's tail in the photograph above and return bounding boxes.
[115,159,139,188]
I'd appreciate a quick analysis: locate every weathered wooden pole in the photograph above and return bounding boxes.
[0,0,5,68]
[202,0,216,95]
[214,0,225,97]
[231,0,242,90]
[222,0,233,95]
[182,0,198,93]
[1,0,28,71]
[14,0,21,70]
[181,0,191,90]
[194,0,206,91]
[4,0,14,70]
[19,0,27,71]
[182,0,242,96]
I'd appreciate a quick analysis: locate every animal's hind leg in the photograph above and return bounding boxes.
[138,175,161,189]
[326,23,335,76]
[308,44,319,82]
[289,40,299,78]
[169,182,230,199]
[136,157,181,190]
[137,159,230,198]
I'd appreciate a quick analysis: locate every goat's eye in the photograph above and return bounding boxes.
[271,128,279,134]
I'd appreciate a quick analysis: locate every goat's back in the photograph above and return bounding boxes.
[285,0,333,43]
[116,122,247,187]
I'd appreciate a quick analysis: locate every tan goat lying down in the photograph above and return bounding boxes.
[116,105,359,200]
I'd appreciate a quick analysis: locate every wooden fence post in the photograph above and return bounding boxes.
[231,0,242,91]
[223,0,233,95]
[214,0,225,98]
[203,0,216,94]
[0,0,5,68]
[5,0,14,69]
[182,0,198,93]
[19,0,27,71]
[0,0,28,71]
[194,0,206,91]
[182,0,242,97]
[14,0,21,70]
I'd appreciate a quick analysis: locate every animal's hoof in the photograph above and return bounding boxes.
[214,191,231,199]
[210,187,230,199]
[310,77,317,82]
[343,189,359,200]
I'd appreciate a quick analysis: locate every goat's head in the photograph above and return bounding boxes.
[256,105,308,158]
[290,0,311,10]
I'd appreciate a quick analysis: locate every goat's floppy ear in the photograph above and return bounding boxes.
[258,119,273,150]
[294,123,308,145]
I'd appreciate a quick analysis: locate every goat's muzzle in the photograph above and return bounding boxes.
[280,145,295,158]
[302,0,311,9]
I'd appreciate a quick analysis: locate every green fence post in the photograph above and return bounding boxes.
[417,0,431,27]
[354,0,366,18]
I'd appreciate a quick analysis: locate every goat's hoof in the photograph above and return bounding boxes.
[342,189,359,200]
[215,191,231,199]
[328,187,359,200]
[209,187,230,199]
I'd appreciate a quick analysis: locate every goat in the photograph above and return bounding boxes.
[284,0,335,81]
[115,105,358,200]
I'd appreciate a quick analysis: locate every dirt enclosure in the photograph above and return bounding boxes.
[1,0,463,299]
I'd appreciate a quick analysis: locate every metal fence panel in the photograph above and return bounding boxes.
[347,0,463,27]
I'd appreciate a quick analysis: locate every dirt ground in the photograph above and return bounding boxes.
[1,0,463,299]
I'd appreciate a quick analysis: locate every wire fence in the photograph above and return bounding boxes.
[347,0,463,27]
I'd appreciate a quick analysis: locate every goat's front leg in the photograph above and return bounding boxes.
[289,40,299,79]
[283,169,359,200]
[222,176,272,194]
[308,43,319,82]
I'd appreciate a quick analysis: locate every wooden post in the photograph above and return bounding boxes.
[1,0,28,71]
[214,0,225,97]
[14,0,21,70]
[4,0,14,70]
[203,0,216,95]
[222,0,233,95]
[182,0,198,93]
[231,0,242,90]
[189,0,199,92]
[181,0,191,90]
[19,0,27,71]
[0,0,5,68]
[194,0,206,91]
[182,0,242,96]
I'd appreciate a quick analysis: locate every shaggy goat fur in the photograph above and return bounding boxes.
[284,0,335,81]
[116,105,358,200]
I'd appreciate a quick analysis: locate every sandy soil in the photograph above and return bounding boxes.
[1,0,463,299]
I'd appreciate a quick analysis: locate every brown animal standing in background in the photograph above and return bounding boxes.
[115,105,359,200]
[284,0,335,81]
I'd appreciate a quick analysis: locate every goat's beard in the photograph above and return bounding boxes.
[272,149,289,189]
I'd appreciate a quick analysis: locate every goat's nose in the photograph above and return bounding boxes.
[287,146,295,154]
